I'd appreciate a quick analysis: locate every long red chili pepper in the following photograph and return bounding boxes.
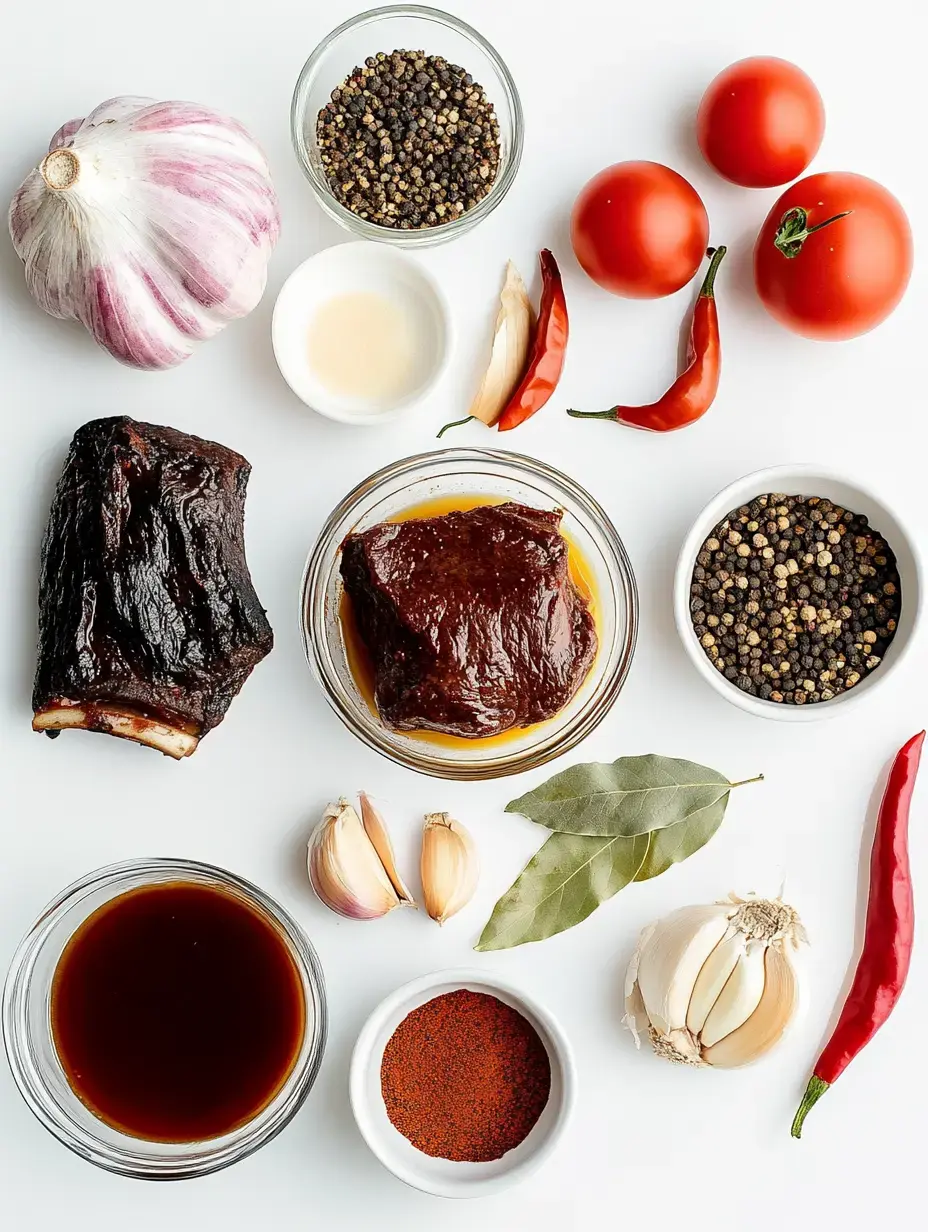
[496,248,568,432]
[791,731,924,1139]
[566,245,726,432]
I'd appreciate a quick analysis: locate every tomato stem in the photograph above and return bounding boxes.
[774,207,853,259]
[806,210,852,235]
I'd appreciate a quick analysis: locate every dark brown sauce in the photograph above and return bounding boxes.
[51,882,305,1143]
[339,496,600,749]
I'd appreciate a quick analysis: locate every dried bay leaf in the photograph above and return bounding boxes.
[633,794,729,881]
[479,755,764,950]
[475,831,650,952]
[505,754,757,838]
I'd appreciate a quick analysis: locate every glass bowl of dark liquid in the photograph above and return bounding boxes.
[2,859,327,1179]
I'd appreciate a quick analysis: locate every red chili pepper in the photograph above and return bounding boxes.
[496,248,568,432]
[567,245,726,432]
[791,731,924,1139]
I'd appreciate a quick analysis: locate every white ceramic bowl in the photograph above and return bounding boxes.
[674,465,922,721]
[349,969,576,1197]
[271,241,451,424]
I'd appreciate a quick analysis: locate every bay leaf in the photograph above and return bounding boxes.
[633,794,729,881]
[505,754,749,838]
[474,831,650,952]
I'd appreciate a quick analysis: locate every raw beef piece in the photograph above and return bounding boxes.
[340,502,597,738]
[32,416,273,757]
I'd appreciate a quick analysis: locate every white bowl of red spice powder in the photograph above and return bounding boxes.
[349,969,576,1197]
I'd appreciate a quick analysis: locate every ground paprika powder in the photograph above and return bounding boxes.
[380,989,551,1162]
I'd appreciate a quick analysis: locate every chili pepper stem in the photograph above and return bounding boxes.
[791,1075,830,1138]
[437,416,474,439]
[565,409,618,421]
[698,244,727,298]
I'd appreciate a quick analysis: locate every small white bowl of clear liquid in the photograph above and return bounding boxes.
[272,242,452,425]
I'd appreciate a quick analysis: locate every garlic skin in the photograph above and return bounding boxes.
[625,894,806,1068]
[308,799,413,921]
[9,96,280,369]
[420,813,479,924]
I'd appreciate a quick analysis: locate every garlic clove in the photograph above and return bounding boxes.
[420,813,479,924]
[467,262,534,427]
[308,799,402,920]
[359,792,415,906]
[686,931,744,1035]
[635,904,732,1036]
[623,921,658,1047]
[702,944,799,1068]
[699,941,767,1048]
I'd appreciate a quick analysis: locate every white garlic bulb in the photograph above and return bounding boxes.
[9,96,280,369]
[624,894,806,1068]
[308,796,414,921]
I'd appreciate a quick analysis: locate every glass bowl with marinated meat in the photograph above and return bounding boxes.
[301,448,638,780]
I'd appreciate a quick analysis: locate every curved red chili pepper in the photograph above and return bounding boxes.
[567,246,726,432]
[496,249,568,432]
[791,730,924,1138]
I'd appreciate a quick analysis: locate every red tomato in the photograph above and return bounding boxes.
[570,161,709,299]
[697,56,824,188]
[754,172,913,340]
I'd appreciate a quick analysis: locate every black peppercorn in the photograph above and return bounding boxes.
[689,493,900,707]
[317,49,501,229]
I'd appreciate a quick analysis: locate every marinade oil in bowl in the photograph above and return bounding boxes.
[2,859,327,1179]
[301,448,638,780]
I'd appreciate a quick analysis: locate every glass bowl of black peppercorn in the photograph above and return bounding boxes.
[675,465,922,720]
[292,5,523,246]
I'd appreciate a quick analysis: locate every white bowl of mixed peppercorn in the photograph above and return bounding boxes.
[291,6,523,246]
[674,465,923,721]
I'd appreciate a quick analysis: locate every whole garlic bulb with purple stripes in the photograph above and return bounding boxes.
[9,96,280,369]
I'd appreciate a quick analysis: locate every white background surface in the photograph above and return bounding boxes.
[1,1,925,1228]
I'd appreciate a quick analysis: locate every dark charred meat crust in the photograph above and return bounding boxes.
[32,416,273,757]
[340,502,597,738]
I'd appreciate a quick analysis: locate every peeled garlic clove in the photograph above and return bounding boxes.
[420,813,479,924]
[699,941,767,1048]
[308,799,403,920]
[635,904,732,1036]
[702,944,799,1068]
[359,792,415,906]
[686,931,744,1035]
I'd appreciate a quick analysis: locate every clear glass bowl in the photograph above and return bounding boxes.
[291,5,524,247]
[301,448,638,780]
[2,859,327,1180]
